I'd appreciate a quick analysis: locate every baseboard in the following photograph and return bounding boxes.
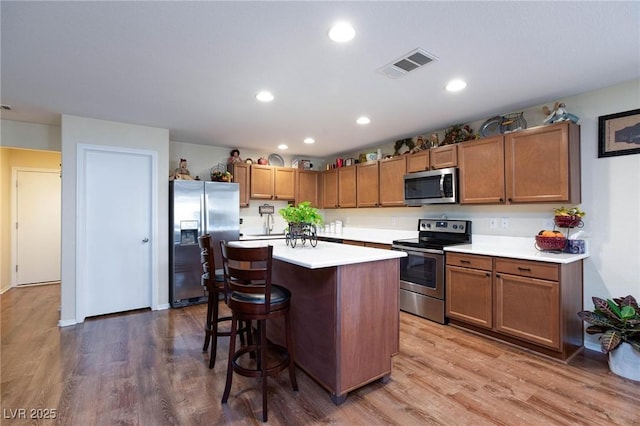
[58,318,77,327]
[155,303,171,310]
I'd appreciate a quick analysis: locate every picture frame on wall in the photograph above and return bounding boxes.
[598,108,640,158]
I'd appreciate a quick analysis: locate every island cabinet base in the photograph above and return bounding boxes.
[269,258,400,404]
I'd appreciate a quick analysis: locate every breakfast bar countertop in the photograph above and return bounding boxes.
[229,239,406,269]
[445,234,589,264]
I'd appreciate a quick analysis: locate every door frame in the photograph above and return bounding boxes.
[75,144,158,322]
[10,167,61,287]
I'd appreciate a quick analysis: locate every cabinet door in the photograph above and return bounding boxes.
[250,165,274,199]
[356,162,379,207]
[431,145,458,169]
[274,167,295,201]
[296,170,319,207]
[406,151,429,173]
[379,156,406,206]
[495,273,560,350]
[338,166,357,208]
[505,122,580,204]
[459,136,506,204]
[323,169,339,208]
[231,163,250,207]
[446,265,493,328]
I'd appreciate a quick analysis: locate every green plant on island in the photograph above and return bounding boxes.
[577,295,640,354]
[279,201,324,226]
[554,206,586,217]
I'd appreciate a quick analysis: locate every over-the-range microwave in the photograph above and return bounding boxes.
[403,167,459,205]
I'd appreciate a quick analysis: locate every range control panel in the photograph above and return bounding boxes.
[419,219,468,234]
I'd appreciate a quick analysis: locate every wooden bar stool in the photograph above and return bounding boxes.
[198,234,252,369]
[220,242,298,422]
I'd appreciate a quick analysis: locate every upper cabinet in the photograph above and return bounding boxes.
[230,162,250,207]
[379,156,407,206]
[250,164,295,201]
[322,169,338,208]
[338,166,357,208]
[406,144,458,173]
[458,136,506,204]
[296,170,321,208]
[356,162,379,207]
[460,122,581,205]
[505,122,581,204]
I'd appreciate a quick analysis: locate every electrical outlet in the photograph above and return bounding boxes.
[489,218,497,229]
[391,216,397,226]
[501,218,509,228]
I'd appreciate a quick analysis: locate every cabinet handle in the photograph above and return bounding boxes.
[460,260,471,264]
[486,272,491,277]
[508,198,512,202]
[518,267,531,272]
[499,198,504,203]
[496,274,501,278]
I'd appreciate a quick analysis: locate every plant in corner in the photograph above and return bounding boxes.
[578,295,640,381]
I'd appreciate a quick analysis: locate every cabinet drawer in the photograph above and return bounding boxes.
[446,253,492,271]
[495,258,558,281]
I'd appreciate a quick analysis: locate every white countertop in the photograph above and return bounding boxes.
[229,239,406,269]
[444,235,589,264]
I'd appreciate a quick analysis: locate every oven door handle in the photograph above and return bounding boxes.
[392,246,444,256]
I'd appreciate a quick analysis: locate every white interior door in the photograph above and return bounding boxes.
[15,169,61,285]
[80,147,153,318]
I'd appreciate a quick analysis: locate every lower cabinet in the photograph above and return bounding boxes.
[446,252,583,361]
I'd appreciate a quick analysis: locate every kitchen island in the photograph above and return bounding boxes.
[230,239,406,404]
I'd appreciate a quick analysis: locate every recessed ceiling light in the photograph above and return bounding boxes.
[256,91,274,102]
[356,116,370,125]
[278,144,288,150]
[445,79,467,92]
[303,137,315,144]
[328,22,355,43]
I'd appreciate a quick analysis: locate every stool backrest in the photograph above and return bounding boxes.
[198,234,214,285]
[220,242,273,311]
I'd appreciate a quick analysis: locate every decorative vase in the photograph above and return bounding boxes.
[608,342,640,381]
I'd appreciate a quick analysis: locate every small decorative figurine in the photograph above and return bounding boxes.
[542,102,580,124]
[170,158,193,180]
[227,149,242,164]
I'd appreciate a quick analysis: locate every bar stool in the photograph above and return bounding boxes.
[220,241,298,422]
[198,234,252,369]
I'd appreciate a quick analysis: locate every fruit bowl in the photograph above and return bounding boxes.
[535,235,567,251]
[554,215,583,228]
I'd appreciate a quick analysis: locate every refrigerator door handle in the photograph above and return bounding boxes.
[201,193,207,236]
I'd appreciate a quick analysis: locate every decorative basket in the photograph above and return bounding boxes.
[554,215,583,228]
[535,235,567,251]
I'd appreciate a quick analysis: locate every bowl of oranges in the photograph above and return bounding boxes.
[535,230,567,251]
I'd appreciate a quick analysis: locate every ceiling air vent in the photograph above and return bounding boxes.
[378,48,438,79]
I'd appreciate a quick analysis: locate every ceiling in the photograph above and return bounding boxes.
[2,1,639,158]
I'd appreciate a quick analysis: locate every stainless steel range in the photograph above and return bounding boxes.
[392,219,472,324]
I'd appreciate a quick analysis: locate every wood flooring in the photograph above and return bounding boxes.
[1,284,639,425]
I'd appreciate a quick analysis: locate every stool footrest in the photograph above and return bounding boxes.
[231,343,291,378]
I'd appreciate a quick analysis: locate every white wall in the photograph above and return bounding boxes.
[60,115,169,325]
[323,79,640,351]
[1,119,61,151]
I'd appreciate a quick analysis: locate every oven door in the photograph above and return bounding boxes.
[395,248,444,299]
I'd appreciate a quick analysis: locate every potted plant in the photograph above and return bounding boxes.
[578,295,640,381]
[279,201,323,247]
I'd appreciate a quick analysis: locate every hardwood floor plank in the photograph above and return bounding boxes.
[2,284,639,425]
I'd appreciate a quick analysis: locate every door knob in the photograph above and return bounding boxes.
[142,237,149,243]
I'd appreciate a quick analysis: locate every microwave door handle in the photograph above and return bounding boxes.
[439,174,445,197]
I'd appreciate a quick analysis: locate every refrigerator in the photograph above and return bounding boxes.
[169,180,240,307]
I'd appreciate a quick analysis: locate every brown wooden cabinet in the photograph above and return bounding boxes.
[322,169,339,208]
[230,162,250,207]
[356,162,379,207]
[459,122,581,205]
[505,121,581,204]
[379,156,406,206]
[250,165,295,201]
[338,166,357,208]
[296,170,320,208]
[406,151,429,173]
[458,136,506,204]
[446,253,493,329]
[430,144,458,169]
[446,252,583,361]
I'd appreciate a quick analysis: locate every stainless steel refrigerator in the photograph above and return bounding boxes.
[169,180,240,307]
